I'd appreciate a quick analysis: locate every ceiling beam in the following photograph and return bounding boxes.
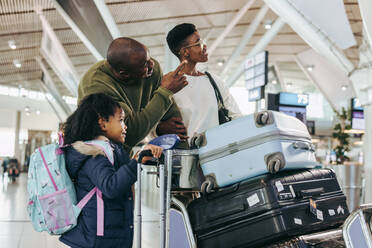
[93,0,122,39]
[38,81,64,122]
[36,57,72,118]
[116,9,255,25]
[52,0,108,60]
[358,0,372,48]
[263,0,355,75]
[273,62,287,92]
[226,17,285,87]
[221,4,269,76]
[0,8,54,16]
[207,0,256,57]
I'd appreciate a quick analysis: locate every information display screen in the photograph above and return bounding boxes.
[352,98,363,111]
[352,111,365,130]
[248,87,264,102]
[279,105,307,124]
[279,92,309,107]
[244,51,268,91]
[351,98,364,130]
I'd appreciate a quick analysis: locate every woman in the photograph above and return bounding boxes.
[166,23,241,143]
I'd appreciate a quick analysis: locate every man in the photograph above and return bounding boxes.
[78,37,188,151]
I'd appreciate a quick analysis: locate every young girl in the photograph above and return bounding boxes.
[59,93,162,248]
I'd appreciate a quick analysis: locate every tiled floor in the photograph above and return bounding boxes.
[0,173,69,248]
[0,169,162,248]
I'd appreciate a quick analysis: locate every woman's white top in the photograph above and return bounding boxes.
[173,72,242,140]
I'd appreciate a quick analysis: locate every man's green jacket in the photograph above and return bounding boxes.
[78,59,182,152]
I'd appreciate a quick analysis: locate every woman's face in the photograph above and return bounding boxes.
[182,31,208,63]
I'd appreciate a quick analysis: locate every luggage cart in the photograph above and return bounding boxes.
[136,149,199,248]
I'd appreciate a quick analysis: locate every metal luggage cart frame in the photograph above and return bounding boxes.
[136,149,198,248]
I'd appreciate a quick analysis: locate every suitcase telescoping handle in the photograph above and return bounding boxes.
[292,141,315,152]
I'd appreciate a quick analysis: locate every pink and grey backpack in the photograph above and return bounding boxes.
[27,137,113,235]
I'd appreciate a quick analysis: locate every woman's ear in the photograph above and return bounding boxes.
[184,51,190,59]
[98,118,107,131]
[179,49,188,61]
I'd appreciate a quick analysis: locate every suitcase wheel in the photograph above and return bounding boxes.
[190,133,205,148]
[266,154,284,173]
[256,111,269,125]
[201,176,215,194]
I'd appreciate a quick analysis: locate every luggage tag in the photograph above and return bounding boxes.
[309,198,317,216]
[309,198,324,221]
[275,181,284,192]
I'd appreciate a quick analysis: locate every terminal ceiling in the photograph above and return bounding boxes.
[0,0,363,111]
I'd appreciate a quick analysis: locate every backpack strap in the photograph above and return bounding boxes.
[76,187,104,236]
[56,132,67,155]
[39,147,59,191]
[77,139,114,237]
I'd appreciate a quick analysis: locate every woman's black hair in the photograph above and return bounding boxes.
[166,23,197,58]
[63,93,121,144]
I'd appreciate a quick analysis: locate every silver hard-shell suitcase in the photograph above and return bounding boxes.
[194,111,318,189]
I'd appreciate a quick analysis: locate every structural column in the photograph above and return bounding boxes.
[363,103,372,203]
[14,111,21,161]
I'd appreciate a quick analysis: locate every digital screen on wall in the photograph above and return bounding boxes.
[279,105,307,124]
[351,98,363,111]
[279,92,309,107]
[244,51,268,90]
[351,111,365,130]
[248,87,264,102]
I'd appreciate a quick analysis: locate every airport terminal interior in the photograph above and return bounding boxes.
[1,0,372,247]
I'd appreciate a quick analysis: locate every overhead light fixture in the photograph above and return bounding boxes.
[271,79,277,85]
[217,59,225,67]
[286,82,293,88]
[24,106,30,112]
[264,20,272,30]
[13,59,21,68]
[8,40,16,50]
[306,65,314,72]
[341,85,348,91]
[26,112,30,116]
[36,110,41,115]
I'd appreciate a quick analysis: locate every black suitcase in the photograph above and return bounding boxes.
[263,229,345,248]
[187,169,349,248]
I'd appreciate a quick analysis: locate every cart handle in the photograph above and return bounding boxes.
[138,149,164,165]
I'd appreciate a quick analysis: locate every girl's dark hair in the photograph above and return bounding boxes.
[63,93,121,144]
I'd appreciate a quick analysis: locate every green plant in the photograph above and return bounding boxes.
[332,107,352,163]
